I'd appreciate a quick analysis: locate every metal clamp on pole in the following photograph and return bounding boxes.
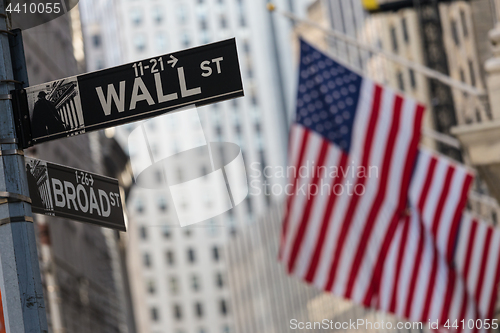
[0,191,32,204]
[0,215,34,226]
[0,148,23,156]
[0,137,17,144]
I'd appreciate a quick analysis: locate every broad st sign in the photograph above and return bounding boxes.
[25,157,126,231]
[20,38,243,146]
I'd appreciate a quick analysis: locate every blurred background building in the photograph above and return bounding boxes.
[78,1,315,333]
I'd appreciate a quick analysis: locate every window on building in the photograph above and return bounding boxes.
[460,68,465,83]
[169,276,179,294]
[200,31,211,44]
[131,8,143,25]
[390,26,398,52]
[155,33,167,53]
[195,302,203,318]
[460,10,468,37]
[153,6,163,24]
[191,274,200,291]
[451,19,460,46]
[184,228,192,237]
[151,307,159,321]
[409,69,416,89]
[181,32,190,47]
[92,34,101,47]
[243,40,250,54]
[239,15,246,27]
[475,108,481,122]
[397,71,405,91]
[200,17,208,30]
[246,196,252,215]
[158,196,167,212]
[251,91,258,106]
[219,299,228,316]
[140,226,147,239]
[173,304,182,320]
[162,225,171,239]
[166,250,175,265]
[134,34,146,52]
[212,246,220,262]
[247,62,254,78]
[155,169,163,183]
[401,18,409,43]
[220,15,227,29]
[143,253,151,267]
[147,279,156,294]
[136,198,144,213]
[468,60,476,87]
[216,272,224,288]
[177,5,187,24]
[188,248,196,263]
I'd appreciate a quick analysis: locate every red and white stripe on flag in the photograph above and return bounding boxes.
[409,149,474,263]
[279,77,424,306]
[371,148,500,332]
[378,211,479,332]
[454,213,500,324]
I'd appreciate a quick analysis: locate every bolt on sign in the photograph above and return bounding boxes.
[16,38,243,148]
[25,157,126,231]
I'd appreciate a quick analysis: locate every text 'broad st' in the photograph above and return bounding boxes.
[25,157,126,231]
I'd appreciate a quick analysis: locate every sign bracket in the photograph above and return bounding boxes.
[11,88,32,149]
[0,191,32,204]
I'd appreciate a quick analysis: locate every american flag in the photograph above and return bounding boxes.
[279,39,425,305]
[281,39,500,330]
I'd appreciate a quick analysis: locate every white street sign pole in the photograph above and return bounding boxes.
[0,0,49,331]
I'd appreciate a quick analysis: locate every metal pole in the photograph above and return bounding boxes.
[0,0,49,331]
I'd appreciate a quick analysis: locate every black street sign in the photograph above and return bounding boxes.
[25,157,126,231]
[18,38,243,147]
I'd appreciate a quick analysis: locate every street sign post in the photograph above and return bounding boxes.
[24,157,126,231]
[16,38,243,148]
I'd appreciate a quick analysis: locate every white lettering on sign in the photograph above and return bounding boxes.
[52,179,65,208]
[95,81,126,116]
[200,58,224,77]
[154,72,178,103]
[178,67,201,98]
[200,61,212,77]
[77,184,89,213]
[130,77,155,110]
[95,65,203,115]
[50,178,120,217]
[99,189,111,218]
[212,57,223,74]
